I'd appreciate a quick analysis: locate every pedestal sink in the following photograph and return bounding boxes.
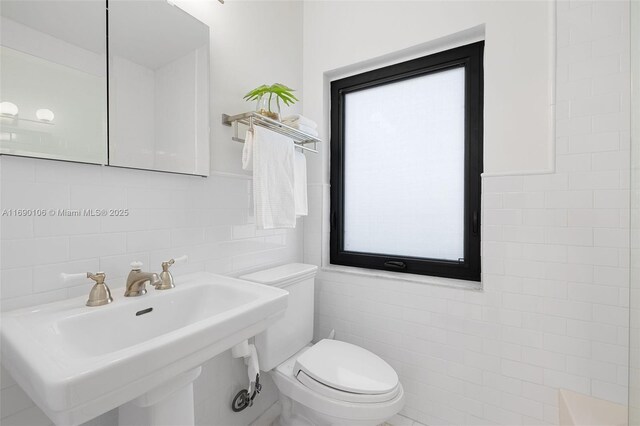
[1,272,288,426]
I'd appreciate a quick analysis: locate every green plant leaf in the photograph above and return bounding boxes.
[243,83,299,106]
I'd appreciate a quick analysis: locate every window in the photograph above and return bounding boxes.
[330,42,483,281]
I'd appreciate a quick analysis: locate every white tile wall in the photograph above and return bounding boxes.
[312,1,631,425]
[0,157,303,425]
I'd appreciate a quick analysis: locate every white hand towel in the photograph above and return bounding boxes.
[282,114,318,129]
[294,151,308,217]
[283,122,319,137]
[297,124,318,137]
[242,129,253,171]
[252,126,296,229]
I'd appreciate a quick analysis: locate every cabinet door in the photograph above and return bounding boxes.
[107,0,210,176]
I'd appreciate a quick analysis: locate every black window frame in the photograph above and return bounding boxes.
[330,41,484,282]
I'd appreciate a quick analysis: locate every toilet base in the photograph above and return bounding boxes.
[276,393,393,426]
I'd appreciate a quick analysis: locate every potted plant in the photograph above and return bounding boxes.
[243,83,298,121]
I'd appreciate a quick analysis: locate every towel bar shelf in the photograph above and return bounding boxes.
[222,112,320,153]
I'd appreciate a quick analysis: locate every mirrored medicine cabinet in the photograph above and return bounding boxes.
[0,0,210,176]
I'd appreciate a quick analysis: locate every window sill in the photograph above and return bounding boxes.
[319,264,483,291]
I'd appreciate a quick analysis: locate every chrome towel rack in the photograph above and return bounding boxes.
[222,112,320,153]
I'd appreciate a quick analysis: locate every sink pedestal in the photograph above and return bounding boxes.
[119,367,202,426]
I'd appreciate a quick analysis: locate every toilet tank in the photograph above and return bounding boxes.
[240,263,318,371]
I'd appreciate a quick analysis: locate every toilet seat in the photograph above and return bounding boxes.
[271,343,405,424]
[292,339,400,402]
[296,371,401,403]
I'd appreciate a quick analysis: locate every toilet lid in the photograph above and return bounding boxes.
[293,339,398,395]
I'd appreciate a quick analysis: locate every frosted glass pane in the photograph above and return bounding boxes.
[343,67,465,261]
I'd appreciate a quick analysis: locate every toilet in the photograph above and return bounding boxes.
[241,263,405,426]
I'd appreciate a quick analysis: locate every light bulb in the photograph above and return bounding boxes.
[36,108,54,122]
[0,101,18,117]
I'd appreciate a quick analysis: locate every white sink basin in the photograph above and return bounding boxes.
[1,272,288,426]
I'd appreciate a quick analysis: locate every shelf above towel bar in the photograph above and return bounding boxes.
[222,112,320,153]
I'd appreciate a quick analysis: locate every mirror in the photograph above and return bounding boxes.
[108,0,210,176]
[0,1,108,164]
[0,0,210,176]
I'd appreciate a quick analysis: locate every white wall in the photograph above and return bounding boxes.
[301,0,554,181]
[306,1,631,425]
[0,1,303,425]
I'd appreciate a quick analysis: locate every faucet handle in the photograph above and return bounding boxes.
[162,255,188,269]
[85,271,113,307]
[130,261,143,270]
[87,271,106,283]
[157,255,187,291]
[60,272,89,283]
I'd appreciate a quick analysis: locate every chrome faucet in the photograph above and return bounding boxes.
[125,262,161,297]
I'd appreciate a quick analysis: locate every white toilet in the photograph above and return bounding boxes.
[241,263,405,426]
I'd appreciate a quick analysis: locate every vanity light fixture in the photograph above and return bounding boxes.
[36,108,55,122]
[0,101,19,117]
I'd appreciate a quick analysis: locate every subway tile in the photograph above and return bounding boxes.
[568,170,620,190]
[567,246,619,266]
[483,209,522,226]
[33,215,100,237]
[482,176,524,193]
[543,369,590,394]
[593,304,628,326]
[522,210,568,227]
[521,244,567,263]
[70,185,127,210]
[0,157,36,183]
[501,226,546,244]
[593,228,629,248]
[545,227,593,246]
[544,191,592,209]
[69,233,126,260]
[1,182,69,211]
[126,229,171,253]
[522,347,566,371]
[570,94,620,118]
[568,131,620,153]
[1,268,33,299]
[593,189,630,208]
[1,216,33,240]
[171,228,205,248]
[523,174,569,192]
[593,265,629,287]
[568,282,619,305]
[502,193,545,209]
[501,359,543,384]
[35,161,102,185]
[592,114,627,135]
[556,153,592,172]
[568,209,619,227]
[591,380,628,405]
[591,341,628,365]
[566,318,619,344]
